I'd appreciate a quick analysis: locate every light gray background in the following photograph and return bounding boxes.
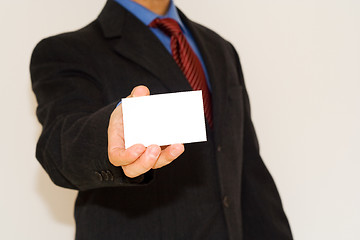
[1,0,359,239]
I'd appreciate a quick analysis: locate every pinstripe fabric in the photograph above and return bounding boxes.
[150,18,213,127]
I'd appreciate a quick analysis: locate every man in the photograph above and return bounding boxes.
[30,0,293,239]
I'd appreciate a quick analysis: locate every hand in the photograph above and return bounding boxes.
[108,85,185,178]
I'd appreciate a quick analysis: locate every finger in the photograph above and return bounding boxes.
[152,144,184,169]
[108,107,130,165]
[122,145,161,178]
[108,106,125,151]
[108,144,146,166]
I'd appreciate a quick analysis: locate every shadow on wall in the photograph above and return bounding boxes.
[36,167,77,226]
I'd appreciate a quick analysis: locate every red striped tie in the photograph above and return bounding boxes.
[149,18,213,127]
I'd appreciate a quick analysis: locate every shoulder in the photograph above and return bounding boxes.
[33,20,102,55]
[29,20,107,91]
[30,18,110,74]
[190,21,226,42]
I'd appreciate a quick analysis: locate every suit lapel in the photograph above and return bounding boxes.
[97,1,192,93]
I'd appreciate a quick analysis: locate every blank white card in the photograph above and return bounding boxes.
[121,90,207,149]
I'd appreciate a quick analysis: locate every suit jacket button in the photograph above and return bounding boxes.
[223,196,230,208]
[101,170,109,181]
[217,145,222,152]
[107,170,114,181]
[94,171,103,181]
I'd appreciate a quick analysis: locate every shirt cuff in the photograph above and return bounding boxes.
[116,100,122,108]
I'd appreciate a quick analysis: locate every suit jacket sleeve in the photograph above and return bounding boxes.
[30,36,153,191]
[229,45,293,239]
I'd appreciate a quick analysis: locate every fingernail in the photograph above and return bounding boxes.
[148,146,160,158]
[131,87,141,97]
[170,145,183,157]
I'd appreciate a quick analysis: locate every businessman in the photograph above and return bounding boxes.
[30,0,293,239]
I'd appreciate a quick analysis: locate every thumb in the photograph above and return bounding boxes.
[130,85,150,98]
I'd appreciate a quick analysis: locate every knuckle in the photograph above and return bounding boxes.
[108,150,127,166]
[108,153,119,166]
[109,158,120,167]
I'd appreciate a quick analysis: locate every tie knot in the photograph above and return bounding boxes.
[149,18,182,37]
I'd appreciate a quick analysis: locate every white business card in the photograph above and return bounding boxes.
[121,90,207,149]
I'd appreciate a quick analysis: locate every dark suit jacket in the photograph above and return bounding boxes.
[30,1,292,239]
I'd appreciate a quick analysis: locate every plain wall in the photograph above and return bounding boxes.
[1,0,359,239]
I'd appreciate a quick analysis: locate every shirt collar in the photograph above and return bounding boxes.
[114,0,187,33]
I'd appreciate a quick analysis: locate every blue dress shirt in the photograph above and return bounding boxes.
[113,0,211,88]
